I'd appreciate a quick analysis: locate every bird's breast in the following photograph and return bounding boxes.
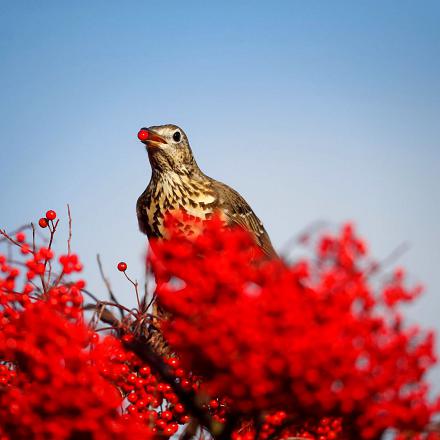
[146,173,218,238]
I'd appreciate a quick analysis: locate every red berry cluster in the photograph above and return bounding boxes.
[0,299,151,439]
[38,209,57,228]
[0,213,154,439]
[59,253,83,274]
[383,267,423,307]
[24,246,53,279]
[232,411,290,440]
[0,254,21,294]
[2,208,440,440]
[232,413,343,440]
[295,417,343,439]
[1,210,202,439]
[151,214,440,439]
[95,337,196,436]
[46,282,84,319]
[0,365,15,387]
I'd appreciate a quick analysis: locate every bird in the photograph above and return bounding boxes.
[136,124,277,258]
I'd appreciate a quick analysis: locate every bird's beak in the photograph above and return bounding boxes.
[137,128,167,148]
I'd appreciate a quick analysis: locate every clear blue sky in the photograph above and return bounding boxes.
[1,1,439,383]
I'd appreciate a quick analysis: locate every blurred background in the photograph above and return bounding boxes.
[1,1,439,384]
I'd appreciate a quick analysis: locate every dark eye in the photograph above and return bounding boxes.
[173,131,181,142]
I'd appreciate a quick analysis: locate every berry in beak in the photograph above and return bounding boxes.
[137,128,167,148]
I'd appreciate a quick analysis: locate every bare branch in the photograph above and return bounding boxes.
[83,303,121,328]
[0,224,32,244]
[67,204,72,255]
[280,220,328,258]
[97,254,124,319]
[123,271,141,311]
[367,242,410,277]
[31,222,36,254]
[0,228,29,250]
[81,288,101,303]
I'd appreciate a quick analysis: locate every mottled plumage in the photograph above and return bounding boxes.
[136,124,277,258]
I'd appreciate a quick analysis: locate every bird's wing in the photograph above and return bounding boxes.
[136,186,155,236]
[210,179,278,258]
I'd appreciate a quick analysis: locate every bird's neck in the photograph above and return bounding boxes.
[148,167,213,214]
[151,165,204,185]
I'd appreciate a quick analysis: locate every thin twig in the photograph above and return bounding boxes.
[367,242,410,277]
[81,288,101,303]
[144,292,157,314]
[123,271,141,311]
[0,224,32,244]
[31,223,36,254]
[96,300,138,319]
[280,220,328,258]
[83,303,121,328]
[40,219,59,292]
[0,229,29,250]
[95,326,117,333]
[97,254,123,319]
[67,204,72,255]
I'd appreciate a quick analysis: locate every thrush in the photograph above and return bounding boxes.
[136,124,277,258]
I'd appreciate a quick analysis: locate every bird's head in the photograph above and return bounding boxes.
[137,124,198,174]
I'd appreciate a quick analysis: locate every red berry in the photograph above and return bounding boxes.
[209,399,219,409]
[117,261,127,272]
[46,210,57,220]
[16,232,26,243]
[127,392,138,403]
[180,415,190,424]
[161,410,173,421]
[174,403,184,413]
[168,358,179,368]
[137,129,149,141]
[38,218,48,228]
[165,424,178,435]
[156,419,166,430]
[20,244,30,254]
[174,368,185,377]
[139,366,151,376]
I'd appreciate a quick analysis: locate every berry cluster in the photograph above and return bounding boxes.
[151,215,440,439]
[59,253,83,274]
[233,414,343,440]
[95,336,196,436]
[0,212,155,439]
[0,365,15,387]
[38,209,57,228]
[295,417,343,439]
[0,294,151,439]
[1,208,440,440]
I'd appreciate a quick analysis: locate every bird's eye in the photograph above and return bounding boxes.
[173,131,181,142]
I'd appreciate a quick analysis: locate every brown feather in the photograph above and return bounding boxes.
[207,178,278,258]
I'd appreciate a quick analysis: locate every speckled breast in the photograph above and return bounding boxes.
[141,173,219,239]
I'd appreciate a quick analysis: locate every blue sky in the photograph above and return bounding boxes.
[1,1,440,383]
